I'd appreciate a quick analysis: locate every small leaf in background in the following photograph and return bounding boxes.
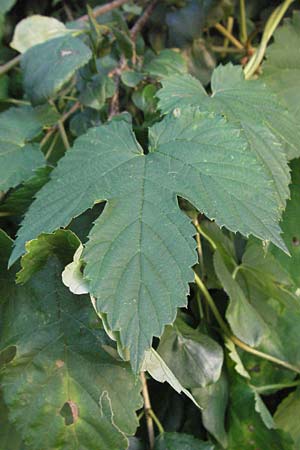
[121,70,143,87]
[0,107,45,191]
[154,432,214,450]
[157,318,223,389]
[262,11,300,120]
[0,166,52,216]
[21,35,92,105]
[0,231,142,450]
[10,15,69,53]
[144,49,187,78]
[225,339,250,379]
[79,74,115,110]
[275,388,300,449]
[192,372,228,448]
[213,251,268,347]
[0,0,16,14]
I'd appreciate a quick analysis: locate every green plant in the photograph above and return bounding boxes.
[1,0,300,449]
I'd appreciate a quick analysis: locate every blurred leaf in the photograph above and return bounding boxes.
[275,388,300,448]
[157,318,223,389]
[144,49,187,78]
[21,35,92,105]
[0,0,16,13]
[263,11,300,120]
[10,15,69,53]
[121,70,143,87]
[154,432,214,450]
[79,74,115,110]
[192,372,228,448]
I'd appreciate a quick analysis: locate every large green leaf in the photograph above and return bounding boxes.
[21,35,92,105]
[275,388,300,448]
[10,110,286,370]
[0,107,45,191]
[157,64,299,210]
[154,432,214,450]
[157,317,223,389]
[262,11,300,120]
[0,231,142,449]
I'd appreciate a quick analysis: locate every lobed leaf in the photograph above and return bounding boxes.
[10,110,286,370]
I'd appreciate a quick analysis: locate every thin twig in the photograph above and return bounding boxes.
[58,120,70,149]
[239,0,248,44]
[41,101,80,149]
[130,0,159,42]
[214,23,244,50]
[0,55,21,76]
[221,16,234,57]
[78,0,129,22]
[140,372,155,450]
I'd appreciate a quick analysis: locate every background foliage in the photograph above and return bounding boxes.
[0,0,300,449]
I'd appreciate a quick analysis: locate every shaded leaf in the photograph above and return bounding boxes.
[0,167,52,216]
[21,35,92,105]
[192,372,228,448]
[227,376,293,450]
[0,107,45,191]
[154,432,214,450]
[141,348,200,408]
[16,229,80,284]
[271,159,300,287]
[275,388,300,448]
[214,250,268,347]
[157,318,223,388]
[0,232,142,449]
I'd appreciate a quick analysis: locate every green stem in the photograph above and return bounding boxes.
[253,380,300,393]
[194,272,300,374]
[58,120,70,150]
[194,223,217,251]
[239,0,248,43]
[149,409,164,435]
[244,0,295,79]
[0,55,21,76]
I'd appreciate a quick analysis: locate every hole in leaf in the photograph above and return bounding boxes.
[292,236,299,247]
[0,345,16,366]
[60,401,79,425]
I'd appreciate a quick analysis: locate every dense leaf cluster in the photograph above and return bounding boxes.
[0,1,300,449]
